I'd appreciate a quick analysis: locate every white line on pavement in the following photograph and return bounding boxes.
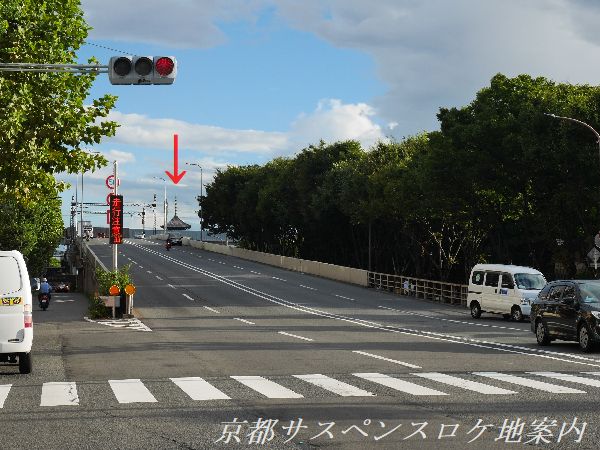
[203,306,219,313]
[278,331,313,342]
[40,382,79,406]
[156,275,163,280]
[171,377,230,400]
[299,284,316,291]
[0,385,10,408]
[182,294,194,301]
[232,376,303,399]
[529,372,600,388]
[414,372,516,395]
[335,294,355,301]
[147,270,152,274]
[167,284,176,289]
[295,374,375,397]
[234,318,255,325]
[473,372,586,394]
[139,266,144,269]
[250,270,261,274]
[272,276,287,282]
[354,373,445,396]
[352,351,421,369]
[109,379,158,403]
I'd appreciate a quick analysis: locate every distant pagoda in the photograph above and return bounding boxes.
[164,197,191,231]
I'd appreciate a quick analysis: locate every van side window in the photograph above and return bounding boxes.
[500,273,515,289]
[484,272,500,287]
[0,256,21,295]
[563,285,576,300]
[471,271,484,285]
[548,285,565,301]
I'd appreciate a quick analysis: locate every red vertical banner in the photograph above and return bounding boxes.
[109,194,124,244]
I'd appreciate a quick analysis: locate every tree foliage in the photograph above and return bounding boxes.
[202,74,600,282]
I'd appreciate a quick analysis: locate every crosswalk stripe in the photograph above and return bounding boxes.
[41,382,79,406]
[231,376,303,399]
[296,374,375,397]
[414,372,516,395]
[109,379,158,403]
[473,372,586,394]
[0,385,11,408]
[529,372,600,388]
[354,373,445,396]
[171,377,230,400]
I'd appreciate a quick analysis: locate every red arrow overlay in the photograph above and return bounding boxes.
[165,134,187,184]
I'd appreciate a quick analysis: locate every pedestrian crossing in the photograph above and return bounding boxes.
[2,370,600,409]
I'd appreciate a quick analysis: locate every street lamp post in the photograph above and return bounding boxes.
[545,113,600,166]
[185,162,203,242]
[153,176,167,234]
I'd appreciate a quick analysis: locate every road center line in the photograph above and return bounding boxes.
[299,284,316,291]
[155,275,163,281]
[352,351,422,369]
[182,294,194,301]
[234,318,255,325]
[278,331,313,342]
[167,284,176,289]
[146,270,152,274]
[335,294,355,301]
[272,276,287,282]
[203,306,219,313]
[127,241,600,368]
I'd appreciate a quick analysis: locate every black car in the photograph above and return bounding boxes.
[167,233,183,246]
[530,280,600,352]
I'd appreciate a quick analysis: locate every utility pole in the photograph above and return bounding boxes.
[112,160,118,271]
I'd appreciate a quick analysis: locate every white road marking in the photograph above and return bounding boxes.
[139,266,144,269]
[54,300,75,303]
[272,276,287,282]
[473,372,586,394]
[203,306,219,313]
[414,372,516,395]
[41,382,79,406]
[182,294,194,301]
[334,294,355,301]
[295,374,375,397]
[0,385,11,408]
[155,275,163,281]
[354,373,446,396]
[232,376,303,399]
[299,284,316,291]
[109,379,158,403]
[530,372,600,388]
[167,284,176,289]
[352,351,421,369]
[233,266,244,270]
[126,241,600,368]
[171,377,230,400]
[234,318,255,325]
[147,270,152,274]
[250,270,261,275]
[378,305,526,333]
[278,331,313,342]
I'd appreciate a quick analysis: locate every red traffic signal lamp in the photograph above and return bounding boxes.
[109,56,177,85]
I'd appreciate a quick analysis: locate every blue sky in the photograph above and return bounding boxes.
[61,0,600,232]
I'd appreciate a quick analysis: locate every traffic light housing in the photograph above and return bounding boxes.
[109,56,177,85]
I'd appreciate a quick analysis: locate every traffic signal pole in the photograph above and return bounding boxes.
[112,160,118,271]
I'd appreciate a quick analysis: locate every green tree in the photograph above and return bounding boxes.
[0,0,117,203]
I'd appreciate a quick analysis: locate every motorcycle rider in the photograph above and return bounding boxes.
[166,237,172,250]
[38,277,52,305]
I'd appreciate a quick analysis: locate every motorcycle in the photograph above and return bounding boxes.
[166,241,172,251]
[39,294,49,311]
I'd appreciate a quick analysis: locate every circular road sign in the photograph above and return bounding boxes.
[124,284,136,295]
[105,175,120,190]
[108,285,120,296]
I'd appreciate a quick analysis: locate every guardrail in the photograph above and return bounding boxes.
[368,272,468,307]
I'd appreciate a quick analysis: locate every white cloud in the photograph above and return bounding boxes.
[104,149,136,164]
[290,99,385,149]
[82,0,268,48]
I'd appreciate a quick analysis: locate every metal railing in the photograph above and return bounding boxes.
[368,272,468,307]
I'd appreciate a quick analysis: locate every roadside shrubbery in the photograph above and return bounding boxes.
[87,265,133,319]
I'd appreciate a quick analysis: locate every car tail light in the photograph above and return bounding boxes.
[24,314,32,328]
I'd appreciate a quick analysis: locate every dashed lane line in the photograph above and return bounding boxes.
[278,331,313,342]
[156,275,163,281]
[203,306,219,313]
[334,294,355,301]
[182,294,194,301]
[352,351,422,369]
[299,284,316,291]
[233,318,255,325]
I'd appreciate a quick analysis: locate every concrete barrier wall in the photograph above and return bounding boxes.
[149,236,368,286]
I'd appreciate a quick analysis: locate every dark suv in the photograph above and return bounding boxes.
[530,280,600,352]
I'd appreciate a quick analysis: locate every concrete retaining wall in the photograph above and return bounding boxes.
[152,236,368,286]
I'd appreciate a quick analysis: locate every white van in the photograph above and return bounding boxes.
[0,251,33,374]
[467,264,547,321]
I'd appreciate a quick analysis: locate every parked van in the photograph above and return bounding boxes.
[0,251,33,374]
[467,264,546,322]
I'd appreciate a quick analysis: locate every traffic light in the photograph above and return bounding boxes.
[108,56,177,85]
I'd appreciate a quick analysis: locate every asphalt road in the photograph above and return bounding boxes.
[1,238,599,449]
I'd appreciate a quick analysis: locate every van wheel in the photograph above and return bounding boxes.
[18,352,32,374]
[535,320,551,346]
[470,301,481,319]
[579,323,596,353]
[511,306,524,322]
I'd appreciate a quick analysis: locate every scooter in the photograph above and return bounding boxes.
[39,294,49,311]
